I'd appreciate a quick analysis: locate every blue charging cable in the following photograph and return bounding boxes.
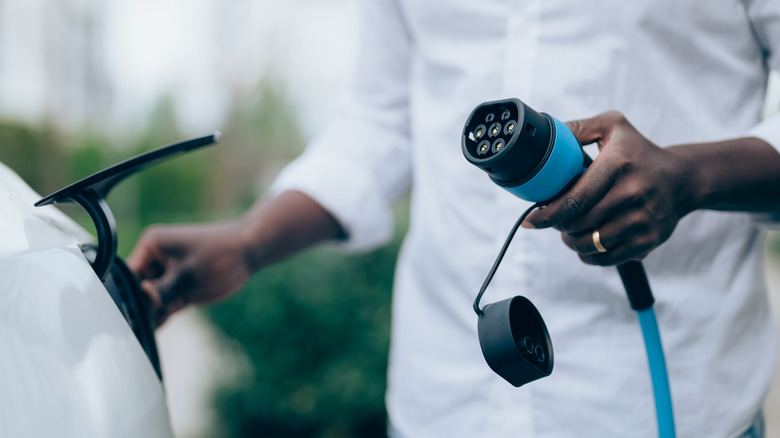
[638,307,676,438]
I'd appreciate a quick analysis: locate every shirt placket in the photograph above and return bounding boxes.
[502,0,541,105]
[481,2,544,436]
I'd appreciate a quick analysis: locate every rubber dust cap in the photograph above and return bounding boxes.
[477,296,553,387]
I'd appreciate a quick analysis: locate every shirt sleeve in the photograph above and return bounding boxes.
[269,0,413,251]
[744,0,780,153]
[742,0,780,225]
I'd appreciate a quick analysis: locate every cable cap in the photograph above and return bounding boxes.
[477,296,553,387]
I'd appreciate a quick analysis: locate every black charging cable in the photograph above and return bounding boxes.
[473,203,541,315]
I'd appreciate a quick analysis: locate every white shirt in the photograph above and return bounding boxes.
[271,0,780,436]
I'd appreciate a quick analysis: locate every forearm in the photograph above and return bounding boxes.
[237,190,346,271]
[671,137,780,213]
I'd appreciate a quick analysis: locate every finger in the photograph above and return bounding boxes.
[128,233,166,280]
[523,159,616,229]
[561,222,623,256]
[150,261,196,325]
[577,243,649,267]
[556,183,641,234]
[141,276,189,327]
[139,279,165,328]
[139,279,162,310]
[153,262,188,307]
[128,226,189,279]
[565,111,625,147]
[562,217,653,264]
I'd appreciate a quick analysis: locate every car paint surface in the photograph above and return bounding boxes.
[0,162,173,438]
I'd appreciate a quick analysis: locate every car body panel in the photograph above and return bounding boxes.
[0,162,173,438]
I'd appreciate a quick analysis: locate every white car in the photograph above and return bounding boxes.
[0,134,218,438]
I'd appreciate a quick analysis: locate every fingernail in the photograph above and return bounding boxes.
[521,220,535,229]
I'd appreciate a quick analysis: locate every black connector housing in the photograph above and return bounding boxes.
[462,98,554,188]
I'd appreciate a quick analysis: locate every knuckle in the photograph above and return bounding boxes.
[578,253,594,265]
[635,234,658,253]
[139,225,164,244]
[561,232,578,250]
[605,110,627,125]
[626,210,651,231]
[620,183,646,208]
[614,155,634,175]
[563,233,592,255]
[557,221,575,233]
[566,119,582,136]
[559,194,587,220]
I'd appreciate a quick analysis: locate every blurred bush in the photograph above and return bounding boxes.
[0,120,65,195]
[770,232,780,258]
[206,226,402,438]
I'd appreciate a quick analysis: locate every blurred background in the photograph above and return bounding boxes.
[0,0,778,437]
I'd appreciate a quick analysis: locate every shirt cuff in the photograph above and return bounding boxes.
[746,112,780,154]
[269,154,394,253]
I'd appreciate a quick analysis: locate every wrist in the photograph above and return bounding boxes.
[234,199,277,272]
[668,137,780,212]
[232,190,347,273]
[664,145,706,217]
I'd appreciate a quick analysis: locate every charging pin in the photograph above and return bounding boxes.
[473,124,487,140]
[488,122,502,138]
[477,140,491,156]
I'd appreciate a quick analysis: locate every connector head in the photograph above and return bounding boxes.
[462,98,553,188]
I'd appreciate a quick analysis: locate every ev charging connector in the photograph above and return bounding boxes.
[461,98,588,387]
[462,99,675,437]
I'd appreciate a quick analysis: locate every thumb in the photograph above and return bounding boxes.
[565,110,625,148]
[128,239,164,281]
[138,279,164,326]
[142,264,190,327]
[152,260,192,308]
[128,225,185,280]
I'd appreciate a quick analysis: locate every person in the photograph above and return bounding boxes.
[129,1,780,436]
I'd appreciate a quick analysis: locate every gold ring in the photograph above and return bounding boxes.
[592,230,607,253]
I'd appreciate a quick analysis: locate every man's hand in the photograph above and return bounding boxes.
[128,220,253,327]
[522,111,697,266]
[128,190,346,326]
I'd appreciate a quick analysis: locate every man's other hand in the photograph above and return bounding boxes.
[128,220,252,326]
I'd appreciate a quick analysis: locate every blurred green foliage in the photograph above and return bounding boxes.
[207,231,401,438]
[0,81,399,438]
[0,120,65,195]
[770,232,780,257]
